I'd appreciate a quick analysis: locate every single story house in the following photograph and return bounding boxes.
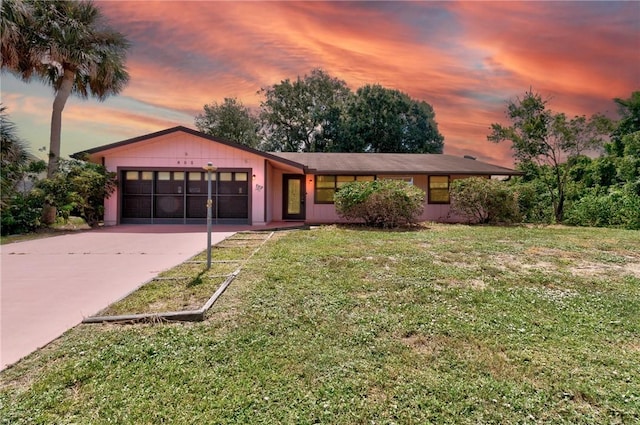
[73,126,520,226]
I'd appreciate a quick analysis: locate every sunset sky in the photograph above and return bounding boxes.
[2,0,639,167]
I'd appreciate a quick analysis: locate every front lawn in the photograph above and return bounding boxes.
[1,224,638,424]
[94,232,273,316]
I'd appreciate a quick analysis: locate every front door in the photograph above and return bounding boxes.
[283,175,305,220]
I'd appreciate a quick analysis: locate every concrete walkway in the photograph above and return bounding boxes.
[0,225,235,371]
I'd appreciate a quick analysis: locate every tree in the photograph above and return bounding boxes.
[607,91,640,157]
[488,90,611,222]
[603,92,640,190]
[1,0,31,70]
[403,99,445,153]
[259,68,351,152]
[1,104,47,234]
[343,84,444,153]
[1,0,130,178]
[1,105,30,207]
[195,97,260,148]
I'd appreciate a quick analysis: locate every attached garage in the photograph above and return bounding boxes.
[120,169,250,224]
[74,126,305,227]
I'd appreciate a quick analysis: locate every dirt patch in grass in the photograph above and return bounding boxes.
[569,260,640,278]
[432,278,488,291]
[400,334,521,382]
[464,251,640,280]
[400,333,448,356]
[625,340,640,353]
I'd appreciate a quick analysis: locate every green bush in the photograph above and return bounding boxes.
[36,158,117,227]
[565,187,640,229]
[334,179,425,228]
[511,180,555,223]
[0,191,44,236]
[449,177,521,224]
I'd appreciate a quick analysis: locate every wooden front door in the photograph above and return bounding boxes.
[283,175,305,220]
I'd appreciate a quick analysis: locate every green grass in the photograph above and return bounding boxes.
[1,224,639,424]
[95,233,269,316]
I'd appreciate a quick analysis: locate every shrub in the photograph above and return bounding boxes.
[334,179,425,228]
[0,191,44,236]
[511,180,554,224]
[36,159,117,227]
[449,177,521,224]
[565,187,640,230]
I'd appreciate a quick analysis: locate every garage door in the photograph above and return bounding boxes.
[121,170,249,224]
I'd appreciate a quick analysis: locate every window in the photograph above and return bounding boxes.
[122,171,152,195]
[429,175,450,204]
[314,175,375,203]
[155,171,184,194]
[381,176,413,185]
[125,171,139,180]
[315,175,336,203]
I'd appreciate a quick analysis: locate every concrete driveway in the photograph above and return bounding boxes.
[1,225,235,371]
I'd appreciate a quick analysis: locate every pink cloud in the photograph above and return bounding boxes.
[449,2,638,106]
[5,1,636,167]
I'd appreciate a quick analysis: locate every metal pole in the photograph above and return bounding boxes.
[206,168,212,269]
[203,162,217,269]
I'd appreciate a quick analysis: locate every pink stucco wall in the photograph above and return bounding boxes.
[301,173,454,224]
[265,161,274,224]
[95,132,271,226]
[270,168,284,221]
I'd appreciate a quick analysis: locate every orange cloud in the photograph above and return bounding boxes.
[449,2,638,109]
[4,1,636,167]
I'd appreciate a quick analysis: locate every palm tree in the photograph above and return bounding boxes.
[1,0,130,178]
[0,105,30,208]
[1,0,32,70]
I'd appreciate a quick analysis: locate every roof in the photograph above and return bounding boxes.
[271,152,520,175]
[73,126,520,176]
[72,126,304,171]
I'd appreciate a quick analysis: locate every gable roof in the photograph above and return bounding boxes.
[271,152,520,175]
[72,126,304,170]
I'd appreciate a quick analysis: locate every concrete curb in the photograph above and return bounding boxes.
[82,269,239,323]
